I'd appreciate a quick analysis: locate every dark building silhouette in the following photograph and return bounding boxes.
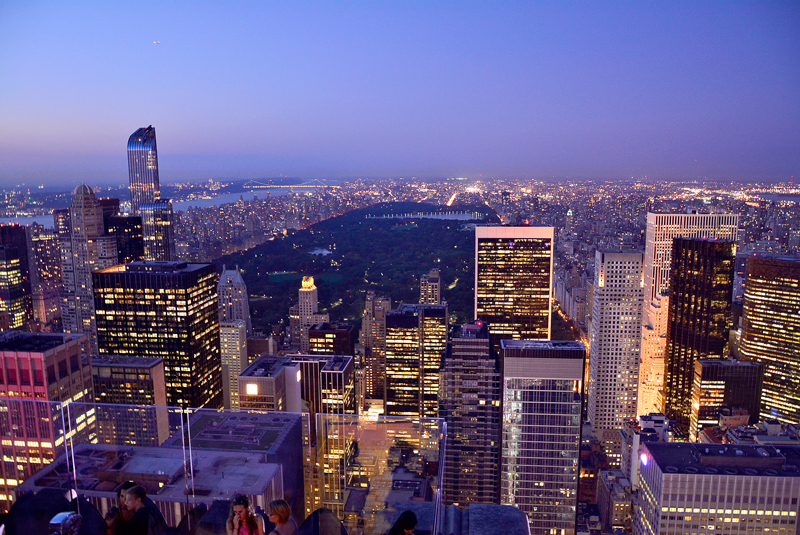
[663,238,735,428]
[93,261,222,409]
[309,323,356,356]
[739,256,800,424]
[439,320,501,506]
[106,215,145,264]
[689,359,763,441]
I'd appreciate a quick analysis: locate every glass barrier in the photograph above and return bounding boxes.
[0,399,69,511]
[316,414,446,535]
[0,400,446,535]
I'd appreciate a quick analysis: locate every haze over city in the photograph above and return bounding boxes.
[1,1,799,187]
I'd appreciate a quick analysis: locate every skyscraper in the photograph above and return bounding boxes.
[500,340,584,532]
[27,224,62,329]
[0,332,93,510]
[105,214,144,264]
[220,320,248,409]
[739,256,800,424]
[0,224,33,330]
[385,303,448,417]
[93,261,222,409]
[360,290,391,399]
[587,251,644,467]
[297,276,329,353]
[475,226,553,349]
[92,355,169,446]
[439,320,501,506]
[689,359,763,441]
[419,268,441,305]
[140,201,176,261]
[638,212,738,416]
[663,238,735,428]
[60,184,118,355]
[218,265,253,336]
[127,126,161,215]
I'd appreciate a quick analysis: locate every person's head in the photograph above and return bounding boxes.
[267,499,291,526]
[125,485,147,512]
[229,495,258,531]
[117,481,136,509]
[392,510,417,535]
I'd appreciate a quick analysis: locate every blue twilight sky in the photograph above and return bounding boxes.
[0,1,798,187]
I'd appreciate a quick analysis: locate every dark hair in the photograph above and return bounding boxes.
[118,481,136,499]
[268,499,291,524]
[126,485,146,503]
[228,495,258,533]
[388,510,417,535]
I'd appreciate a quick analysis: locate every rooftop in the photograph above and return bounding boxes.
[91,355,164,369]
[241,356,293,378]
[501,339,585,351]
[643,442,800,477]
[0,332,83,354]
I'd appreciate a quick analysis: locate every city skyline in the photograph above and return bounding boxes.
[1,2,798,186]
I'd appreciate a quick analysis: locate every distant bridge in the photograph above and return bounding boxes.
[243,179,340,190]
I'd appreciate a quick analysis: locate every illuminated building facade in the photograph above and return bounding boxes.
[0,225,33,330]
[92,355,169,446]
[127,126,161,215]
[588,251,644,468]
[27,224,62,328]
[218,266,252,336]
[663,238,735,428]
[0,332,93,509]
[689,359,763,442]
[385,304,448,417]
[475,226,553,349]
[60,184,119,355]
[140,201,176,261]
[739,256,800,424]
[635,442,800,535]
[360,290,391,399]
[238,356,296,412]
[500,340,584,533]
[220,320,248,409]
[93,261,222,409]
[419,268,441,305]
[639,212,738,416]
[297,277,329,353]
[309,323,355,356]
[439,320,501,506]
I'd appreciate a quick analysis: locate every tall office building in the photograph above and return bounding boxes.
[93,261,221,409]
[92,355,169,446]
[105,215,144,264]
[127,126,161,215]
[218,265,252,336]
[27,224,62,329]
[0,224,33,330]
[0,332,93,510]
[60,184,118,355]
[360,290,391,399]
[384,303,448,417]
[475,226,554,349]
[689,359,763,441]
[663,238,735,428]
[739,256,800,424]
[587,251,644,467]
[419,268,441,305]
[308,323,356,356]
[635,443,800,535]
[297,277,329,353]
[500,340,584,533]
[638,212,738,416]
[220,320,248,409]
[140,201,176,261]
[439,320,501,506]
